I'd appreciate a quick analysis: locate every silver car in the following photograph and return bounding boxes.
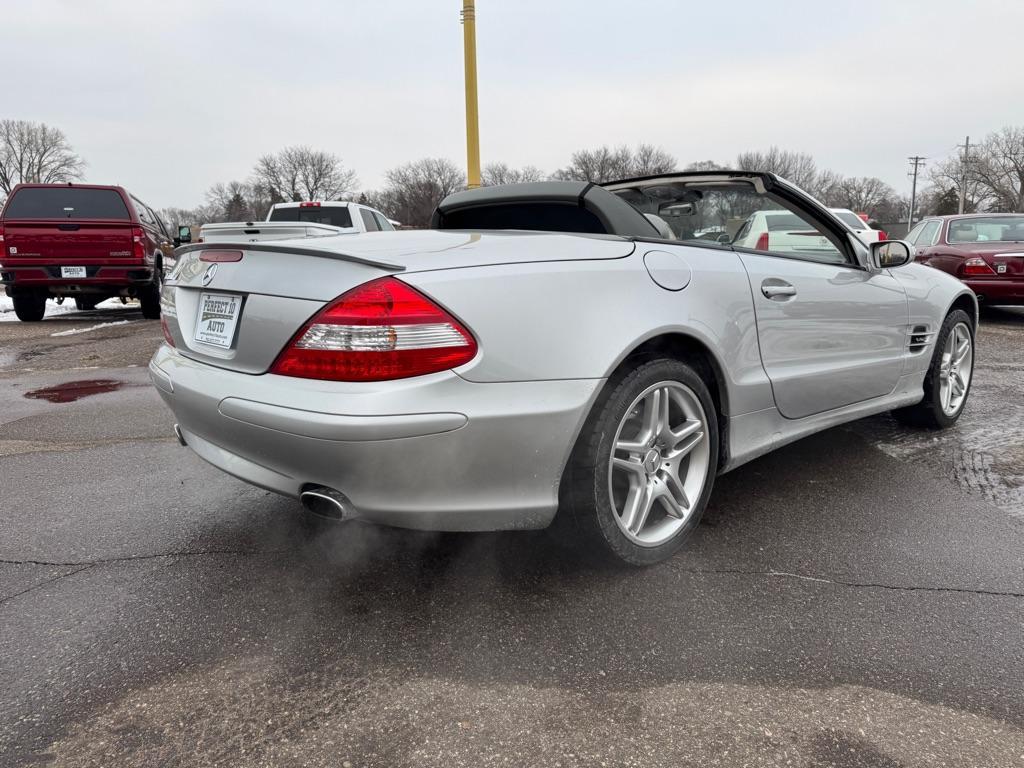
[151,172,977,565]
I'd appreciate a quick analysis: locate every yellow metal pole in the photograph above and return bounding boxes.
[462,0,481,189]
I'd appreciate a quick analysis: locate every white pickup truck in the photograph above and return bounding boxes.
[197,201,397,244]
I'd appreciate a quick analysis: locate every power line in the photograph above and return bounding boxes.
[907,156,926,231]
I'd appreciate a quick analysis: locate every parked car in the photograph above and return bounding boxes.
[908,214,1024,306]
[830,208,886,243]
[732,209,841,257]
[0,183,171,320]
[151,172,976,566]
[195,201,397,245]
[266,201,395,232]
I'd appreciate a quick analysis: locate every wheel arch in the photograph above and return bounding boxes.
[578,330,732,472]
[948,290,978,330]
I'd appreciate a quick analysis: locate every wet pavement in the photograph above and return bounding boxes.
[0,306,1021,767]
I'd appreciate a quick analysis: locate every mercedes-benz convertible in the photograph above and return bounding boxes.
[151,172,976,565]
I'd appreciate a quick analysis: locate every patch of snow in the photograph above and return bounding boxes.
[0,295,137,322]
[50,319,136,337]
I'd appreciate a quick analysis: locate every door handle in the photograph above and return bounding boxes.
[761,281,797,299]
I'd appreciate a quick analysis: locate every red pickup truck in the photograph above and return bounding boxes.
[0,183,171,321]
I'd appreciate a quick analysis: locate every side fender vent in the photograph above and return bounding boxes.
[908,325,933,354]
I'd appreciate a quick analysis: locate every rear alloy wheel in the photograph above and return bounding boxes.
[139,266,162,320]
[560,358,718,566]
[894,309,974,429]
[12,294,46,322]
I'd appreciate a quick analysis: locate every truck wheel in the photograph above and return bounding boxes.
[139,271,162,320]
[12,294,46,322]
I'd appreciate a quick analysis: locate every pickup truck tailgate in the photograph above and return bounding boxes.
[3,220,135,264]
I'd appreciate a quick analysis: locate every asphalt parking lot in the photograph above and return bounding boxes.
[0,304,1022,767]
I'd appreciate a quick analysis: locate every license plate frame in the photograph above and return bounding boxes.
[194,292,243,349]
[60,266,87,279]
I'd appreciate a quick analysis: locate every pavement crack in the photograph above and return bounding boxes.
[0,547,293,568]
[673,565,1024,598]
[0,564,95,606]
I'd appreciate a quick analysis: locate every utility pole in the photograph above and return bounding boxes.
[907,155,926,232]
[461,0,481,189]
[957,135,970,214]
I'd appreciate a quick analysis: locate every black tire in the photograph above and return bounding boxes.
[74,297,99,311]
[893,308,974,429]
[12,294,46,322]
[557,358,719,566]
[139,267,162,320]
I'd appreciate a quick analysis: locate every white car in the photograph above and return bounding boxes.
[198,201,395,245]
[732,210,845,260]
[830,208,885,244]
[267,201,395,233]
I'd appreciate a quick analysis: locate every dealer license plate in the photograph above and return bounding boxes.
[60,266,87,278]
[194,292,242,349]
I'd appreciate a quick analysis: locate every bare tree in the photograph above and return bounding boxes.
[683,160,725,172]
[370,158,465,228]
[971,126,1024,212]
[554,144,676,182]
[481,162,545,186]
[0,119,85,195]
[735,147,827,196]
[928,155,989,213]
[822,176,897,218]
[204,180,275,222]
[252,145,357,202]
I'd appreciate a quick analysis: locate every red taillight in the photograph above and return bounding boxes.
[160,314,175,347]
[299,202,321,208]
[199,250,243,263]
[0,224,5,255]
[132,226,146,260]
[878,230,888,241]
[270,277,478,381]
[755,232,770,251]
[962,257,996,277]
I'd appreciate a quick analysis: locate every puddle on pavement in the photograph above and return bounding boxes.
[24,379,124,403]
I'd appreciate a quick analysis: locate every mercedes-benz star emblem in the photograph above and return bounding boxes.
[202,264,218,286]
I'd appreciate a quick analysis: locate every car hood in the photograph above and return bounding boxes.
[238,229,636,273]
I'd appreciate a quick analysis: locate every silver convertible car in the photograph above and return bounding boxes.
[151,172,977,565]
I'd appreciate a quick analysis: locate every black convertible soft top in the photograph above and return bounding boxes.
[431,181,661,238]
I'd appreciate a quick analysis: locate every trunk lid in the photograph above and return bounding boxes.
[164,231,634,373]
[955,243,1024,278]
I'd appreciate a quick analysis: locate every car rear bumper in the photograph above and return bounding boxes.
[149,345,602,531]
[1,264,155,294]
[963,278,1024,305]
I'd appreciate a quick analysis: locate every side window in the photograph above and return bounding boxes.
[905,222,926,244]
[916,221,940,246]
[359,208,379,232]
[133,197,155,228]
[373,212,394,231]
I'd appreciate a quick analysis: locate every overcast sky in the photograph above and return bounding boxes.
[8,0,1024,208]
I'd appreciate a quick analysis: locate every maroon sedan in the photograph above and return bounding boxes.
[909,213,1024,306]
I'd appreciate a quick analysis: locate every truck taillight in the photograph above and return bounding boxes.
[270,277,477,382]
[962,257,996,276]
[0,224,5,255]
[299,202,321,208]
[132,226,146,260]
[755,232,770,251]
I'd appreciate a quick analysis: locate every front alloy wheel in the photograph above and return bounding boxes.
[938,321,973,416]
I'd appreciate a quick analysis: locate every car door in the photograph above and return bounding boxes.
[910,219,940,263]
[735,211,908,420]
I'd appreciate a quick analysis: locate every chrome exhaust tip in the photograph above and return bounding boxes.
[299,486,355,521]
[173,424,187,446]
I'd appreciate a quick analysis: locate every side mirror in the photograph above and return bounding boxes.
[177,225,192,245]
[870,240,912,270]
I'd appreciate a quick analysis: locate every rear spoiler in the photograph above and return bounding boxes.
[174,242,405,272]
